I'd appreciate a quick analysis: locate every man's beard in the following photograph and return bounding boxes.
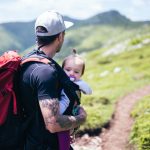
[56,42,62,53]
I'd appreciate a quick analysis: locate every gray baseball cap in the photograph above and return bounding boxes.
[35,11,74,36]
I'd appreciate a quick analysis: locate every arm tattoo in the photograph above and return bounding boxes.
[40,98,59,126]
[40,98,85,130]
[41,98,58,116]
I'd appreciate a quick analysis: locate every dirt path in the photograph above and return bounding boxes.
[72,85,150,150]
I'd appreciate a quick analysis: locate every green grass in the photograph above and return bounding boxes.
[130,96,150,150]
[79,42,150,131]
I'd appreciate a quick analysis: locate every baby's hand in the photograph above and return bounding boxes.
[70,134,76,144]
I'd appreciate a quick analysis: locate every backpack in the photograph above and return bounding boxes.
[0,51,20,126]
[0,51,33,150]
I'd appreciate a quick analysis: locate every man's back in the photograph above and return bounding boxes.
[19,54,60,150]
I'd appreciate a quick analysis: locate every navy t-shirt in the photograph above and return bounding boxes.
[19,53,61,150]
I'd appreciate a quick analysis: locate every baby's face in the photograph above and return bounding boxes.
[63,58,83,81]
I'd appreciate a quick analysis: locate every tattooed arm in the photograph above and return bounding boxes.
[39,98,87,133]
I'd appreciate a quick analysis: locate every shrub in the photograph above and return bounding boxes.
[130,96,150,150]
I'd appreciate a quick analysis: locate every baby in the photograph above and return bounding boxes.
[58,49,92,150]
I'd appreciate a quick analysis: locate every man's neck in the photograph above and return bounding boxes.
[39,45,56,58]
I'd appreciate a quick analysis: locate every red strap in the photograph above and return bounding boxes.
[21,57,50,65]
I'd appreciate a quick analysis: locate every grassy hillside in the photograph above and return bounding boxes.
[56,22,150,59]
[0,21,35,54]
[77,34,150,131]
[22,23,150,59]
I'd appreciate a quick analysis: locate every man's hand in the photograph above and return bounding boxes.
[77,106,87,123]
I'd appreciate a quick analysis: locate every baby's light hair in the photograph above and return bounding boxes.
[62,48,85,75]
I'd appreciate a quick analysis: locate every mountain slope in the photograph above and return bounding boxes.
[0,10,150,55]
[0,26,22,53]
[0,21,35,53]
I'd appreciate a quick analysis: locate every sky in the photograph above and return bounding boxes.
[0,0,150,23]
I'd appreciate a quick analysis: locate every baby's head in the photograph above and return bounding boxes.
[62,49,85,81]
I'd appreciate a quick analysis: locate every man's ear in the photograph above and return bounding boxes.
[59,32,63,39]
[57,32,64,42]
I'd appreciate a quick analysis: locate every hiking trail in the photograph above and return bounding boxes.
[72,85,150,150]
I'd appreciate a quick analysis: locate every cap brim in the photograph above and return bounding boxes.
[64,21,74,29]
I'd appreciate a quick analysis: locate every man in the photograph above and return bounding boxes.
[19,11,87,150]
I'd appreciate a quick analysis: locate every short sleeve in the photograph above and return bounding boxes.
[31,64,58,100]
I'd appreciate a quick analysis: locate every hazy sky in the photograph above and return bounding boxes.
[0,0,150,23]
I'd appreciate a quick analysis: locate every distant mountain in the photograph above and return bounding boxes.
[64,16,80,24]
[78,10,150,27]
[0,10,150,55]
[80,10,132,26]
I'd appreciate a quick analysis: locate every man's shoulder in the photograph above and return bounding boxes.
[21,61,57,79]
[21,50,58,79]
[31,62,57,77]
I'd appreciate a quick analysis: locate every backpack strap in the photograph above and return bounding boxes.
[20,57,51,65]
